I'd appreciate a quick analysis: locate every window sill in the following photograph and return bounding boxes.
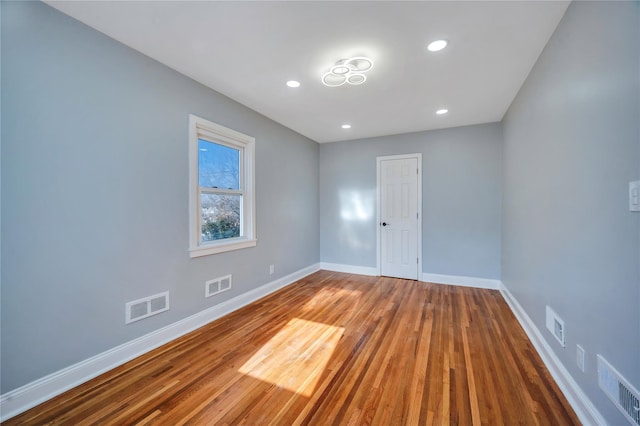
[189,238,257,258]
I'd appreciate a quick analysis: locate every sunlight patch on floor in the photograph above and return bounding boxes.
[299,287,362,315]
[238,318,345,397]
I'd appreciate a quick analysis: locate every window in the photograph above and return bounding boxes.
[189,114,256,257]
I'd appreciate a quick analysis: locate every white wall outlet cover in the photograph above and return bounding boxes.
[576,344,585,372]
[629,180,640,212]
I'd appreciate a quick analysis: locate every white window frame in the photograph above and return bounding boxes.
[189,114,256,257]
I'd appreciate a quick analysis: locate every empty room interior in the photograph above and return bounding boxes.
[1,0,639,424]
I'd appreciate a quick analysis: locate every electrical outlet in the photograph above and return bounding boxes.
[630,180,640,211]
[269,264,275,275]
[576,345,585,372]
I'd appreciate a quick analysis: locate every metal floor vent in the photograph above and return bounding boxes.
[545,306,565,347]
[598,354,640,425]
[205,274,232,298]
[126,291,170,324]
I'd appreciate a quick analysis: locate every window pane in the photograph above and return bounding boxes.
[201,193,240,242]
[199,139,240,190]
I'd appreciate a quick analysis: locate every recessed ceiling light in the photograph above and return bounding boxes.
[341,124,352,129]
[436,108,449,115]
[427,39,448,52]
[286,80,301,88]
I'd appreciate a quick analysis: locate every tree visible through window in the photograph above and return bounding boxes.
[199,139,241,242]
[189,114,256,257]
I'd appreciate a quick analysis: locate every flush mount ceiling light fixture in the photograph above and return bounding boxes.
[322,56,373,87]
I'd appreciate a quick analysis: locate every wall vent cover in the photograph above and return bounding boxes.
[598,354,640,425]
[205,274,232,298]
[545,306,565,347]
[126,291,169,324]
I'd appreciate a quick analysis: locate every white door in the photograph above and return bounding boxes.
[378,155,421,280]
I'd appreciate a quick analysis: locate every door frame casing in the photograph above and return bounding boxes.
[376,153,423,279]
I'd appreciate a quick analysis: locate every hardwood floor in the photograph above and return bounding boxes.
[5,271,580,425]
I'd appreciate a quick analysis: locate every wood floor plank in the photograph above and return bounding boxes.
[4,271,580,425]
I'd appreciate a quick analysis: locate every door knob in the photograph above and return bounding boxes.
[382,222,389,226]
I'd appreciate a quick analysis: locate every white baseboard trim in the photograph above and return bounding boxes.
[422,273,501,290]
[0,263,321,422]
[318,266,500,290]
[319,262,378,276]
[2,264,602,425]
[499,283,607,426]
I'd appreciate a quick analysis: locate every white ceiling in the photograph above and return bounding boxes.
[46,1,570,143]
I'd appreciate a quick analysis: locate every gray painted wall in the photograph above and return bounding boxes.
[502,1,640,424]
[1,1,319,393]
[320,123,502,279]
[3,1,638,423]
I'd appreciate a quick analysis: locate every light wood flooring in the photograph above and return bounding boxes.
[4,271,580,425]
